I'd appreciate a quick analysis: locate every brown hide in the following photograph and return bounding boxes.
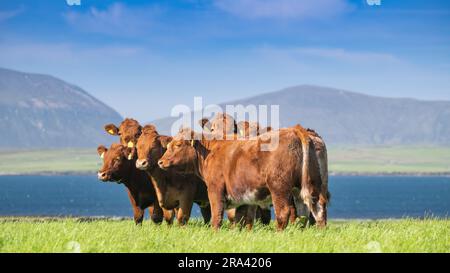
[159,126,327,231]
[97,143,173,225]
[135,125,211,225]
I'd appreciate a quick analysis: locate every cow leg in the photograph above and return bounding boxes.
[162,208,175,225]
[235,205,256,230]
[260,207,272,225]
[244,206,257,230]
[271,193,291,231]
[226,209,236,227]
[176,198,193,226]
[317,195,328,228]
[149,202,164,224]
[292,192,310,228]
[208,187,225,231]
[308,211,316,226]
[200,204,212,224]
[126,189,144,225]
[307,195,327,228]
[133,207,145,225]
[289,205,297,224]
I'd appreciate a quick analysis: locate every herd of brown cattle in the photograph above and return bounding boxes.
[97,113,330,231]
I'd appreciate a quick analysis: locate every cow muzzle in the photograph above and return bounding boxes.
[157,159,169,170]
[97,171,109,181]
[136,159,149,170]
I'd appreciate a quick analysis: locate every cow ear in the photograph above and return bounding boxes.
[97,145,107,158]
[123,147,134,160]
[199,118,212,132]
[237,121,246,137]
[159,136,173,148]
[104,124,119,136]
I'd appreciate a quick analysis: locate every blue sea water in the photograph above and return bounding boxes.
[0,175,448,219]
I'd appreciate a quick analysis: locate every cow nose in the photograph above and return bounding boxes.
[97,172,107,181]
[157,160,164,168]
[136,159,148,169]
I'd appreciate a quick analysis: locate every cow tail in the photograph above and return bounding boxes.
[294,125,313,212]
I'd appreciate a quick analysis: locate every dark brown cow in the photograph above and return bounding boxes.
[97,143,174,225]
[135,125,211,225]
[158,125,328,231]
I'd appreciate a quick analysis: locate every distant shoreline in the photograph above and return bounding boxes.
[1,171,449,177]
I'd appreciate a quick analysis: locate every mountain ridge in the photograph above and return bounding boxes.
[150,85,450,145]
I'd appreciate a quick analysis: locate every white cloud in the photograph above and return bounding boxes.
[257,46,401,64]
[294,47,400,63]
[63,3,160,36]
[0,6,25,22]
[214,0,352,19]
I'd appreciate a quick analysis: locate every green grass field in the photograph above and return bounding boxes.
[1,146,449,175]
[328,146,450,174]
[0,218,448,253]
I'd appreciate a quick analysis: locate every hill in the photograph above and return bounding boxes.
[152,85,450,145]
[0,68,122,149]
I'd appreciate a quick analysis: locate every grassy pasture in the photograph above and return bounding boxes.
[0,218,448,253]
[328,146,450,174]
[0,146,449,175]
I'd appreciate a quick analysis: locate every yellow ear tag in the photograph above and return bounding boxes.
[127,141,134,148]
[100,152,105,159]
[204,127,210,132]
[190,140,195,147]
[239,129,244,136]
[108,129,115,135]
[128,153,133,160]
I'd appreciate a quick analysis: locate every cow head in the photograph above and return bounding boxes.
[104,118,142,160]
[97,143,134,183]
[198,113,237,140]
[210,113,237,137]
[135,125,170,171]
[237,121,261,138]
[158,128,198,174]
[199,118,212,132]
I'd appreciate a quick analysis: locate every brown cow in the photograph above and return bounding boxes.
[104,118,142,160]
[158,125,328,231]
[237,121,272,139]
[97,143,174,225]
[237,121,329,227]
[135,125,211,225]
[200,116,272,227]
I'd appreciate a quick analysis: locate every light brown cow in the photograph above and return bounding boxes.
[135,125,211,225]
[97,143,174,225]
[158,125,328,231]
[237,121,272,139]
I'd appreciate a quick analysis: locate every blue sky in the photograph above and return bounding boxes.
[0,0,449,121]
